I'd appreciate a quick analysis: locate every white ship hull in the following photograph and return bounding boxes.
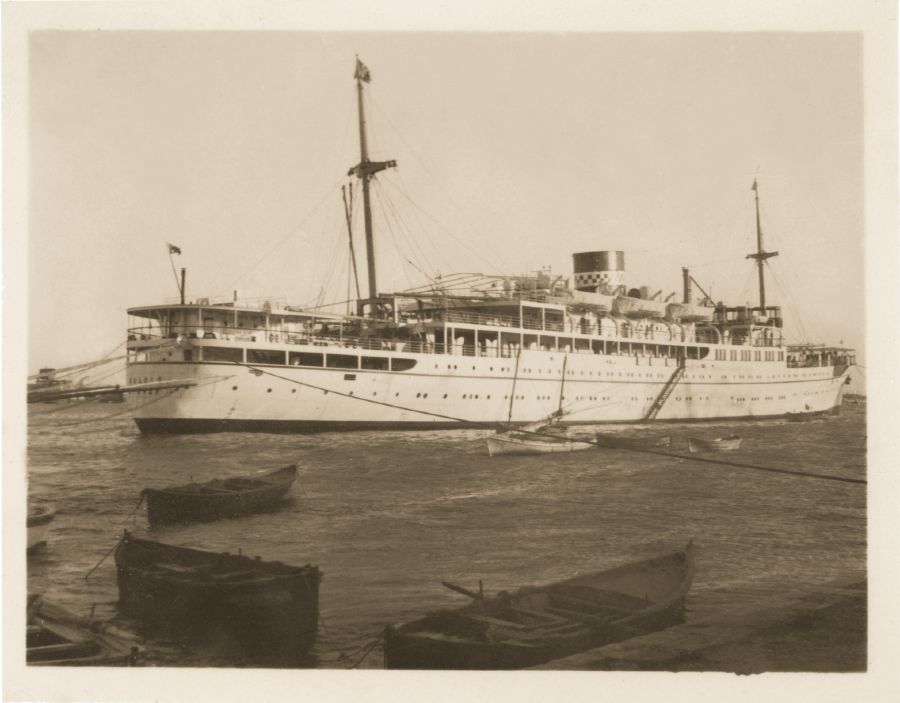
[126,346,849,433]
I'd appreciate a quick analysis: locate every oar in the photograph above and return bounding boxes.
[442,580,484,600]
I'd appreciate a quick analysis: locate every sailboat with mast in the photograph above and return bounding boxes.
[486,355,595,456]
[123,58,855,435]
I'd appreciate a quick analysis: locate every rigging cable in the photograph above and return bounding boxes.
[368,93,513,272]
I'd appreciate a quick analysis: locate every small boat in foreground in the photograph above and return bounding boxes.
[687,436,742,453]
[27,594,143,666]
[143,464,297,525]
[383,542,694,670]
[114,531,321,661]
[27,502,56,552]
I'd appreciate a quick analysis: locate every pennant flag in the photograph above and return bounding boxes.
[167,243,182,255]
[354,57,371,83]
[751,179,758,191]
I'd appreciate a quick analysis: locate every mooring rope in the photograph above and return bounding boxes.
[336,629,385,669]
[237,362,865,486]
[84,533,125,580]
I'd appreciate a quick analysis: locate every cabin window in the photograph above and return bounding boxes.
[361,356,389,370]
[698,347,709,360]
[391,358,417,372]
[326,354,358,369]
[202,347,243,363]
[289,352,324,367]
[183,350,193,362]
[247,349,286,365]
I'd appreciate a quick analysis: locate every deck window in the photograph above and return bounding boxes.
[202,347,243,363]
[289,352,324,367]
[247,349,286,365]
[361,356,389,370]
[391,358,417,372]
[326,354,358,369]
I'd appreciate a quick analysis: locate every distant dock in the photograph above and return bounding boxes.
[530,573,865,672]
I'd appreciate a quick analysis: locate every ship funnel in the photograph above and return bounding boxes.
[572,251,625,294]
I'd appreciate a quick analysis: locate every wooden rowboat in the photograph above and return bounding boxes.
[114,531,321,664]
[27,594,144,666]
[27,502,56,552]
[486,432,594,457]
[383,542,694,670]
[687,436,742,453]
[143,464,297,525]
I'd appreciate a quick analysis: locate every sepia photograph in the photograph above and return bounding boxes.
[4,1,898,702]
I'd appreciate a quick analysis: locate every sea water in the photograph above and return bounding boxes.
[26,401,866,668]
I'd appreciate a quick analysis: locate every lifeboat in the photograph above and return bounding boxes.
[548,289,614,313]
[666,302,714,323]
[613,295,667,318]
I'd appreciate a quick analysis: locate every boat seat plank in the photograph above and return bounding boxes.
[506,606,570,623]
[27,641,100,661]
[458,613,532,630]
[545,606,622,626]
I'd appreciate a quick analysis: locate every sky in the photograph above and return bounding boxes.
[28,31,864,380]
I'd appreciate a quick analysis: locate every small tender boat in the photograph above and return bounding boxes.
[384,542,694,670]
[687,435,742,453]
[114,531,321,662]
[594,433,671,449]
[486,431,594,457]
[27,594,144,666]
[143,464,297,525]
[27,502,56,552]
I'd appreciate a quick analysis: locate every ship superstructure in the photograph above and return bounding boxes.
[125,59,854,434]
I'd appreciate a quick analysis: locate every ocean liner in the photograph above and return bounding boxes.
[125,59,855,434]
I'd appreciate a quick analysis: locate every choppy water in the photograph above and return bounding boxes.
[26,400,866,668]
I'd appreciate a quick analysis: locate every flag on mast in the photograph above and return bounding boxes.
[167,243,182,255]
[354,57,371,83]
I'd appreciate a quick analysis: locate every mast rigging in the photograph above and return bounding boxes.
[348,57,397,302]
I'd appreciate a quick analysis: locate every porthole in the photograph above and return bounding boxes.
[267,388,272,393]
[232,385,238,391]
[291,389,296,394]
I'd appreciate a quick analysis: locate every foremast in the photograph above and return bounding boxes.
[348,57,396,303]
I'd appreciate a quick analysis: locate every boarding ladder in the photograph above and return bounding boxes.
[644,357,686,421]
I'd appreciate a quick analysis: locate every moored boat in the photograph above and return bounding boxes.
[687,435,742,453]
[27,502,56,552]
[486,432,595,456]
[383,542,694,669]
[114,531,321,662]
[27,594,144,666]
[142,464,297,526]
[594,433,671,449]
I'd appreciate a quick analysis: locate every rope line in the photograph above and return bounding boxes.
[236,362,863,486]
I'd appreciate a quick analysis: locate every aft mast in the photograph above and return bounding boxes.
[348,57,397,303]
[746,179,779,310]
